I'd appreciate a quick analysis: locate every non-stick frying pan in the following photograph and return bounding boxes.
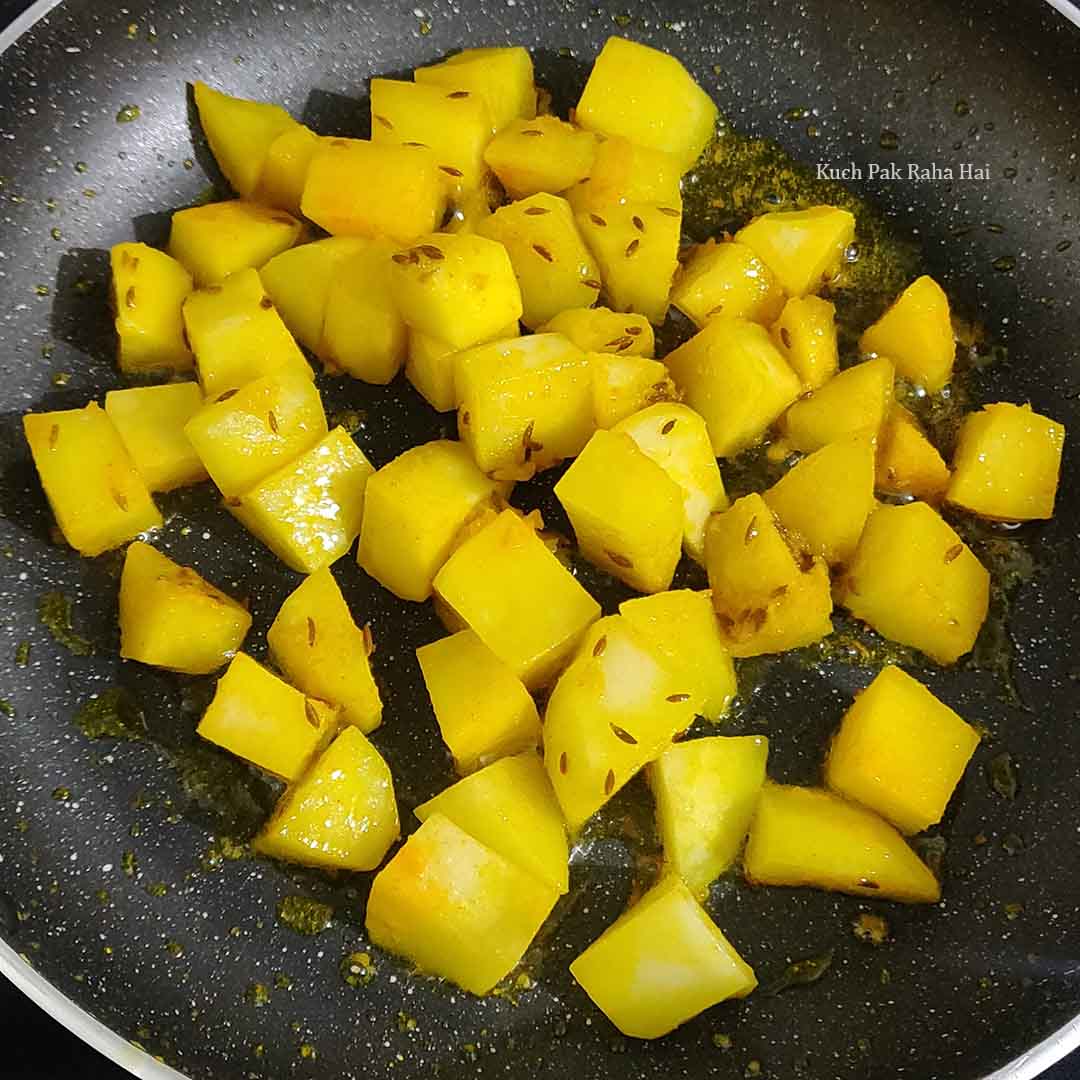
[2,1,1080,1078]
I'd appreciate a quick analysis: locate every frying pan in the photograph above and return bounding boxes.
[2,1,1080,1078]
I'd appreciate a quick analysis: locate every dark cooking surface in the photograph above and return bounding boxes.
[2,2,1080,1079]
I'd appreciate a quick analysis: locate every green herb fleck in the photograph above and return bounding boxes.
[201,834,248,870]
[417,18,432,35]
[328,408,365,434]
[1002,832,1024,855]
[145,882,168,898]
[38,591,94,655]
[116,104,141,124]
[51,786,71,802]
[121,850,137,879]
[51,372,70,387]
[277,895,333,936]
[299,1044,316,1060]
[712,1032,733,1050]
[853,912,889,945]
[74,161,88,174]
[34,284,50,297]
[165,940,184,958]
[95,889,110,905]
[988,752,1018,799]
[14,642,30,667]
[763,950,834,995]
[0,699,13,718]
[1004,902,1024,921]
[273,972,292,990]
[914,834,947,879]
[75,688,143,740]
[245,982,271,1007]
[341,950,376,987]
[745,1061,763,1078]
[396,1011,418,1033]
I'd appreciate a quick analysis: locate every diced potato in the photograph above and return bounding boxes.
[119,541,251,675]
[860,275,954,393]
[105,383,208,492]
[483,116,597,199]
[570,875,756,1040]
[826,666,980,835]
[184,370,327,498]
[110,242,194,374]
[671,240,785,328]
[477,194,600,328]
[591,352,677,429]
[576,201,680,324]
[182,268,313,399]
[665,316,802,457]
[613,403,728,563]
[619,590,737,722]
[443,185,498,235]
[876,404,950,501]
[649,736,768,896]
[406,321,520,413]
[725,561,833,658]
[193,81,299,198]
[838,501,989,664]
[366,812,560,995]
[770,295,839,391]
[564,136,683,215]
[357,440,501,602]
[434,508,601,689]
[389,233,522,349]
[555,429,684,593]
[763,435,876,566]
[743,784,941,903]
[456,333,594,481]
[229,428,373,574]
[23,403,162,557]
[414,46,536,134]
[540,306,654,357]
[575,37,718,170]
[947,402,1065,521]
[256,125,324,215]
[168,200,301,287]
[301,138,446,243]
[735,206,855,297]
[544,616,699,831]
[781,357,894,453]
[197,653,338,782]
[417,630,541,774]
[416,752,567,892]
[254,727,398,870]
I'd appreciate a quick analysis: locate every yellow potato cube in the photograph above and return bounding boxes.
[576,201,680,324]
[456,333,594,481]
[416,752,567,893]
[182,268,313,399]
[570,875,756,1040]
[671,240,785,328]
[744,784,941,903]
[434,509,601,689]
[105,382,207,492]
[735,206,855,297]
[591,353,677,429]
[417,630,541,775]
[110,242,194,374]
[564,136,683,215]
[483,116,597,199]
[254,727,398,871]
[193,81,299,198]
[267,567,381,732]
[405,321,520,413]
[184,370,327,498]
[301,138,446,243]
[414,46,536,134]
[860,275,954,393]
[119,541,250,675]
[255,125,324,215]
[613,403,727,563]
[665,316,802,457]
[781,356,894,453]
[229,427,373,574]
[358,440,501,602]
[575,37,718,170]
[947,402,1065,521]
[770,295,839,391]
[544,616,699,831]
[876,405,950,501]
[839,501,989,664]
[619,589,737,722]
[555,429,684,593]
[826,665,980,835]
[197,653,338,782]
[763,434,876,565]
[540,306,654,357]
[168,200,301,287]
[649,736,768,896]
[366,812,560,995]
[725,561,833,658]
[389,233,522,350]
[23,403,162,557]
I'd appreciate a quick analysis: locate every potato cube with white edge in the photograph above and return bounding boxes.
[613,403,728,563]
[406,321,520,413]
[416,630,541,774]
[590,352,678,429]
[358,440,502,602]
[268,567,382,733]
[254,727,398,871]
[570,875,756,1040]
[434,508,601,689]
[649,736,768,897]
[483,116,597,199]
[365,812,560,995]
[665,316,802,457]
[555,429,684,594]
[415,752,567,893]
[196,653,338,782]
[540,306,654,357]
[770,295,839,391]
[671,240,785,328]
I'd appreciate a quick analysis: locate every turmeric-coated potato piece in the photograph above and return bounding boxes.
[540,306,655,358]
[414,46,536,134]
[875,405,950,501]
[483,116,597,199]
[770,295,838,391]
[671,240,785,328]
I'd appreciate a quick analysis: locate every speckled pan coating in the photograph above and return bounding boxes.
[1,2,1080,1079]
